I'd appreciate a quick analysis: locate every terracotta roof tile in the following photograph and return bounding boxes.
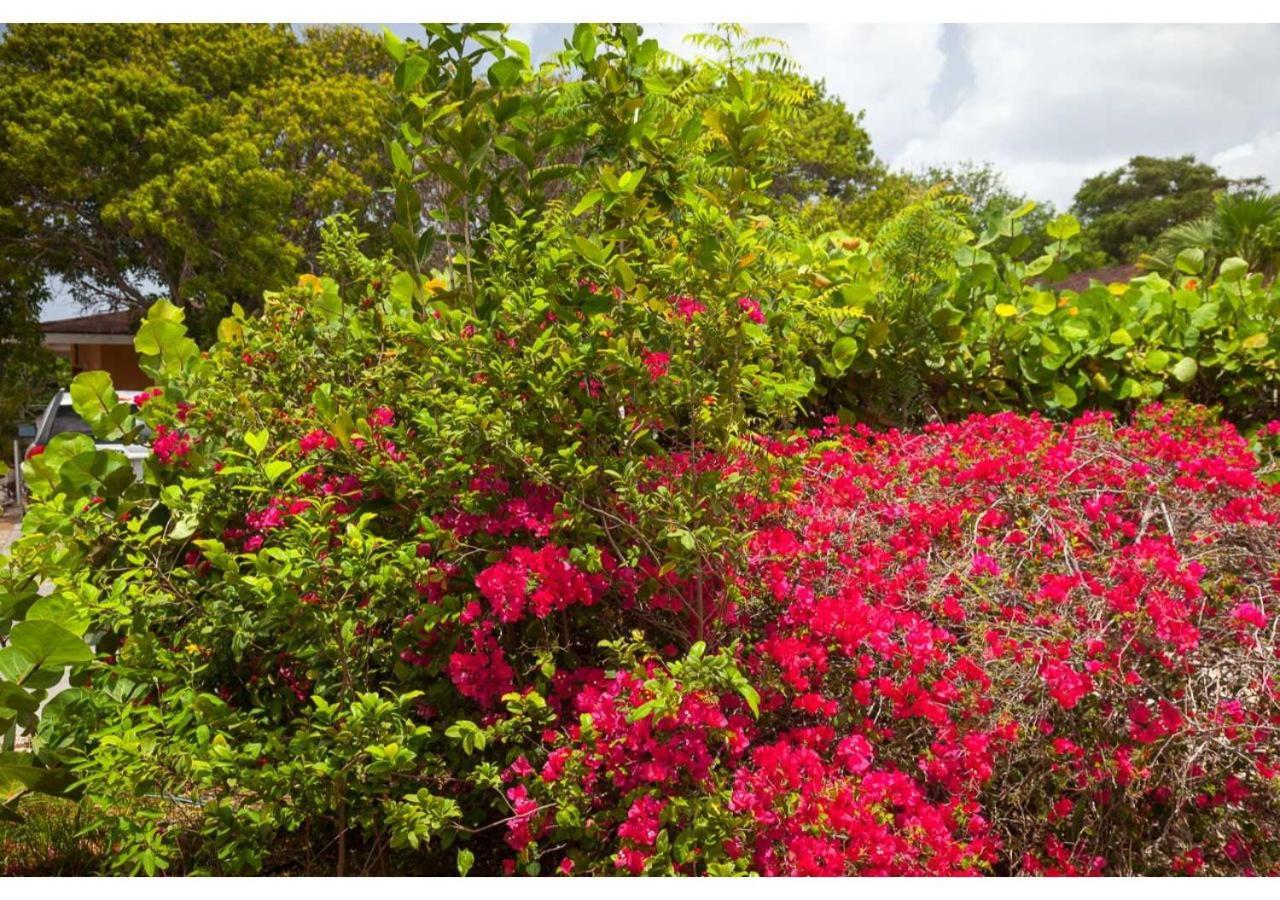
[1049,264,1143,293]
[40,310,140,336]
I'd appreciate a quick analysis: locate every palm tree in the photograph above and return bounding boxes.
[1143,190,1280,281]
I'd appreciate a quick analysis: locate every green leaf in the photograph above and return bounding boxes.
[572,24,597,63]
[390,271,417,305]
[1024,255,1055,278]
[1059,320,1090,341]
[21,433,96,499]
[389,141,412,176]
[831,336,858,371]
[494,135,534,170]
[617,167,647,194]
[1116,377,1143,400]
[1171,356,1199,383]
[1175,247,1204,275]
[0,682,39,717]
[613,256,636,292]
[1109,328,1134,347]
[866,320,890,348]
[1052,382,1079,409]
[135,306,197,376]
[1144,349,1171,373]
[332,411,355,449]
[487,55,523,88]
[1010,200,1036,219]
[571,235,610,265]
[25,591,90,636]
[1045,213,1081,240]
[70,371,132,441]
[263,459,292,482]
[1029,291,1059,317]
[217,316,245,344]
[144,298,185,324]
[457,848,475,877]
[245,430,269,456]
[1218,256,1248,283]
[9,620,92,670]
[1189,303,1219,329]
[571,189,604,217]
[396,54,430,92]
[382,27,406,62]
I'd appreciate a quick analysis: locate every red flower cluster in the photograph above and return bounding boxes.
[447,622,516,708]
[495,404,1280,875]
[151,424,193,465]
[670,295,707,323]
[736,297,765,325]
[475,544,606,624]
[641,350,670,382]
[299,428,338,454]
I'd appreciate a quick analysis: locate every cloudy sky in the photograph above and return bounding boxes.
[381,23,1280,209]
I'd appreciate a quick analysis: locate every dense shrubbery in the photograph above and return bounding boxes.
[5,284,1280,873]
[3,23,1280,877]
[810,193,1280,425]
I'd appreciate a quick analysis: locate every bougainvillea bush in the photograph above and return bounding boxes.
[5,276,1280,874]
[3,23,1280,877]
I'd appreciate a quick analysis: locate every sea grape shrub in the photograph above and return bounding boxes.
[803,203,1280,426]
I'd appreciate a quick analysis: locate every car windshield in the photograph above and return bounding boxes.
[42,399,151,444]
[48,407,96,438]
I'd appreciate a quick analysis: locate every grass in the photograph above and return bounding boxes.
[1,796,106,876]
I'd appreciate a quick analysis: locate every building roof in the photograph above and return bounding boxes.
[1049,264,1143,294]
[40,310,140,336]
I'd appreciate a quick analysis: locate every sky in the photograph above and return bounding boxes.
[380,22,1280,209]
[38,21,1280,320]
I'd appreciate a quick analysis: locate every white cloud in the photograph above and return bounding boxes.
[1213,128,1280,185]
[760,25,947,159]
[891,24,1280,207]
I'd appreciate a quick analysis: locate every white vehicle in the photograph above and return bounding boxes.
[11,389,151,509]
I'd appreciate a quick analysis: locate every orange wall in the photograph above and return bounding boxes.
[69,342,150,389]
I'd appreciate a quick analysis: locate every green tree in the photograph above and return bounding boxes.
[771,88,914,240]
[0,24,393,340]
[765,76,879,203]
[1070,154,1264,263]
[764,75,917,240]
[0,244,65,456]
[679,25,906,241]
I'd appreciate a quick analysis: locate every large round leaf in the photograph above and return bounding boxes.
[1052,382,1079,409]
[1171,356,1199,383]
[1218,257,1248,283]
[9,620,93,670]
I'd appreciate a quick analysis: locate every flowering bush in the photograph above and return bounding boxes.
[6,276,1280,875]
[2,22,1279,878]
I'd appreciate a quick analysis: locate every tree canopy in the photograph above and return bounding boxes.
[1069,154,1265,264]
[0,231,64,448]
[0,24,393,339]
